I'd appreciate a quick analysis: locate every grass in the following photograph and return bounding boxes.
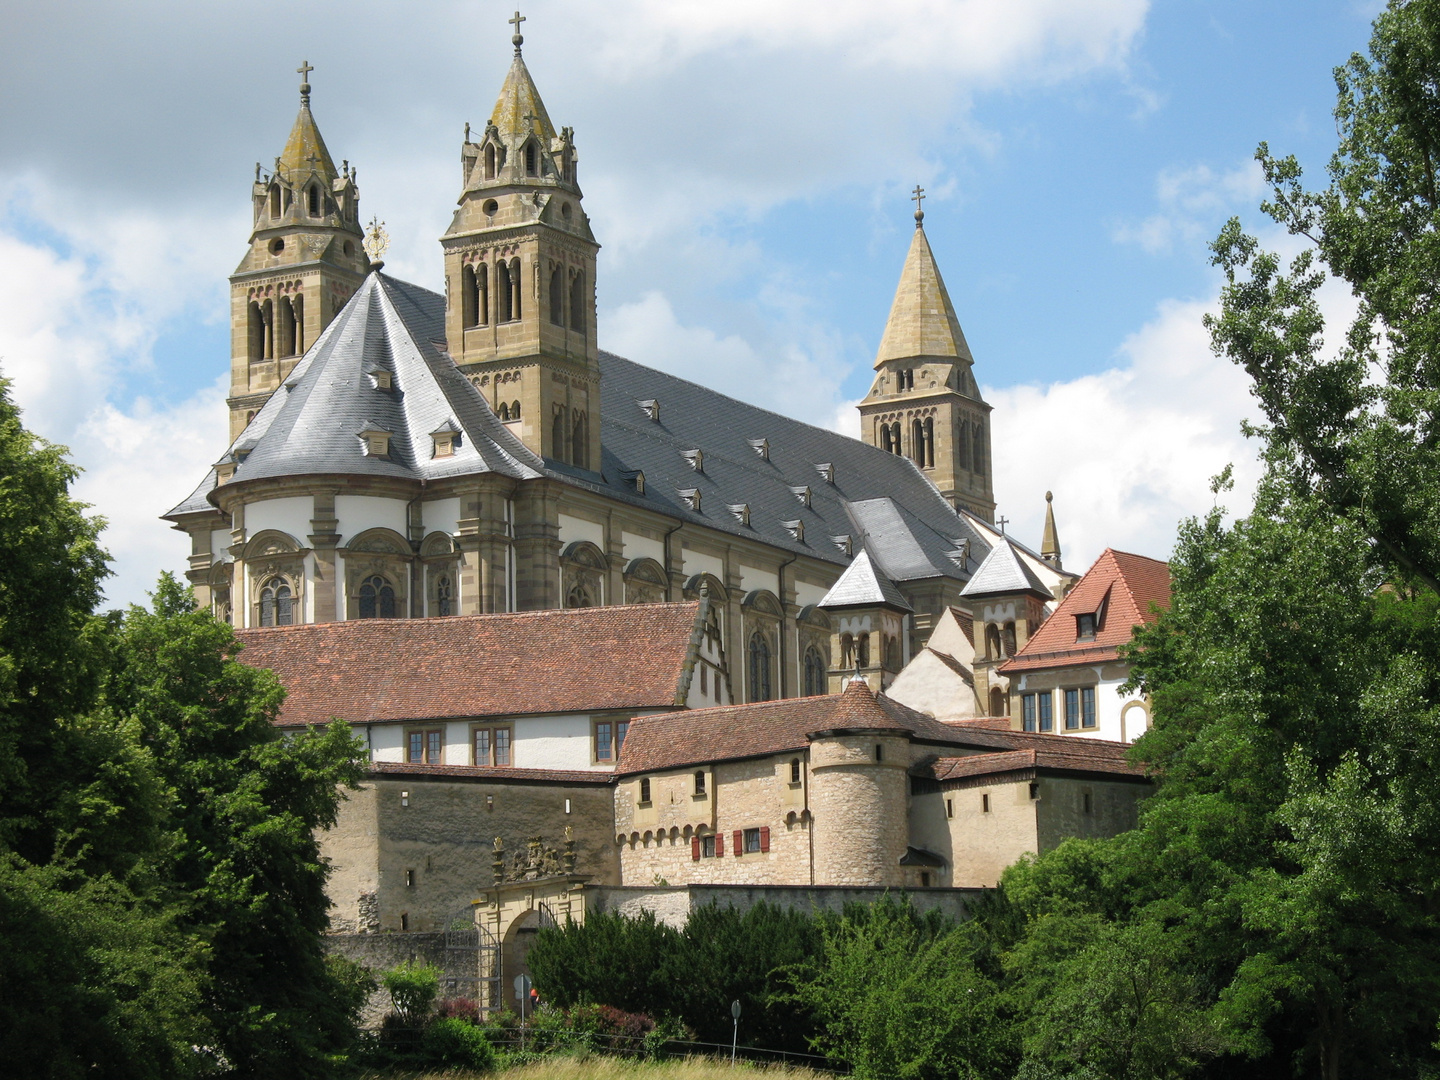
[353,1053,833,1080]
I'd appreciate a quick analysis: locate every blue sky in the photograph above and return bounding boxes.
[0,0,1384,606]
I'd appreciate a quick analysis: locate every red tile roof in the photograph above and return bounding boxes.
[235,602,703,727]
[367,762,611,784]
[998,549,1171,674]
[617,680,966,776]
[928,738,1146,782]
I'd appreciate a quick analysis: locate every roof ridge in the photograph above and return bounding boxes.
[235,600,701,636]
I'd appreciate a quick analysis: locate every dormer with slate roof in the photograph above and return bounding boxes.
[962,537,1056,720]
[440,21,600,472]
[229,64,367,441]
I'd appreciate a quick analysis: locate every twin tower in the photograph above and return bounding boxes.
[224,29,995,521]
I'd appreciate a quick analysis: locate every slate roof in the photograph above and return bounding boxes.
[819,547,913,610]
[165,272,543,518]
[960,536,1053,599]
[999,549,1171,674]
[166,269,990,599]
[235,602,703,727]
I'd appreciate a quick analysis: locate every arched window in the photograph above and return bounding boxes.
[484,143,496,179]
[923,417,935,468]
[435,574,453,617]
[985,624,1003,660]
[959,419,972,470]
[291,293,304,354]
[278,296,297,357]
[839,632,854,669]
[973,421,985,474]
[572,411,588,469]
[498,402,510,421]
[462,264,479,327]
[497,261,513,322]
[248,301,265,361]
[358,575,396,619]
[510,258,522,319]
[856,633,871,668]
[890,422,902,454]
[525,141,537,176]
[308,185,321,216]
[552,407,567,461]
[804,646,827,696]
[885,635,900,670]
[570,270,586,336]
[269,185,281,219]
[565,581,595,608]
[911,418,925,465]
[749,632,773,702]
[259,578,293,627]
[990,687,1007,717]
[1002,621,1017,657]
[511,400,521,420]
[549,268,564,325]
[880,424,893,453]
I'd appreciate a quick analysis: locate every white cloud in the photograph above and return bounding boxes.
[1113,159,1266,254]
[987,296,1260,569]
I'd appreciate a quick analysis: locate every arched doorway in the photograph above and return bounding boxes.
[500,904,558,1013]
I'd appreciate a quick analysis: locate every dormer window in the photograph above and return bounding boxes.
[525,141,538,176]
[782,519,805,543]
[360,426,392,458]
[831,534,853,556]
[368,368,392,391]
[623,470,646,495]
[678,488,701,512]
[637,399,660,422]
[682,448,704,472]
[308,185,321,217]
[215,459,237,484]
[431,423,460,458]
[748,438,770,460]
[815,462,835,484]
[790,485,812,508]
[728,503,751,526]
[1076,612,1097,641]
[484,142,497,179]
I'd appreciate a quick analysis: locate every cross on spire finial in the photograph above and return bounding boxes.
[510,10,526,53]
[997,515,1009,535]
[297,60,313,105]
[911,185,925,227]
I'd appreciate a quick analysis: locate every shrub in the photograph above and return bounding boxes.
[422,1016,497,1070]
[436,996,481,1023]
[383,960,441,1027]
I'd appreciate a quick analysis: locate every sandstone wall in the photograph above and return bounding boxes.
[808,733,911,886]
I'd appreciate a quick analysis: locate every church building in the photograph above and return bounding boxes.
[163,21,1075,710]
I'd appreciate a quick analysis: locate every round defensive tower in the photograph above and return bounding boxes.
[806,680,912,886]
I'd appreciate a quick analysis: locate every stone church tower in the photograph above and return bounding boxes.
[440,19,601,470]
[858,198,995,521]
[226,65,368,441]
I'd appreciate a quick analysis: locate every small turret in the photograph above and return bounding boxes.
[818,547,912,694]
[1041,491,1062,569]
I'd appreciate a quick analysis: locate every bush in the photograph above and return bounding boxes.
[383,960,441,1027]
[422,1017,497,1070]
[436,996,481,1023]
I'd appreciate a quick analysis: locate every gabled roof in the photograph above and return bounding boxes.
[998,549,1171,674]
[819,548,912,611]
[847,497,985,582]
[235,602,704,727]
[489,52,557,143]
[875,224,975,368]
[926,743,1146,782]
[960,537,1053,599]
[165,272,543,518]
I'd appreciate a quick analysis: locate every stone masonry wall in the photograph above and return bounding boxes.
[615,754,813,886]
[587,883,987,929]
[808,733,911,886]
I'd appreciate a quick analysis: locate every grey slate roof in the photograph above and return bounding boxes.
[166,272,543,518]
[960,537,1052,599]
[819,547,913,610]
[166,275,991,595]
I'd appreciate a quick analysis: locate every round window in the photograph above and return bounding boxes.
[269,238,285,254]
[483,198,499,216]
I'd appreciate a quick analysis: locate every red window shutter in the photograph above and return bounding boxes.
[759,826,770,852]
[733,830,743,856]
[691,836,701,861]
[716,832,725,857]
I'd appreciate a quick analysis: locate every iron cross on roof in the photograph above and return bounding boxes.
[997,515,1009,535]
[912,185,925,226]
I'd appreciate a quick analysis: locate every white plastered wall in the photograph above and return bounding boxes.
[336,495,407,539]
[559,513,606,550]
[245,496,311,543]
[422,497,462,537]
[622,531,664,564]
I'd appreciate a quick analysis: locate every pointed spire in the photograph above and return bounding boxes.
[1041,491,1062,568]
[819,547,913,612]
[277,61,338,181]
[874,213,974,369]
[489,49,557,143]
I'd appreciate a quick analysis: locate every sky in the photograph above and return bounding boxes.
[0,0,1386,608]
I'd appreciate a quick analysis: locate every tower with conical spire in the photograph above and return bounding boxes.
[227,62,367,440]
[439,13,600,470]
[858,190,995,521]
